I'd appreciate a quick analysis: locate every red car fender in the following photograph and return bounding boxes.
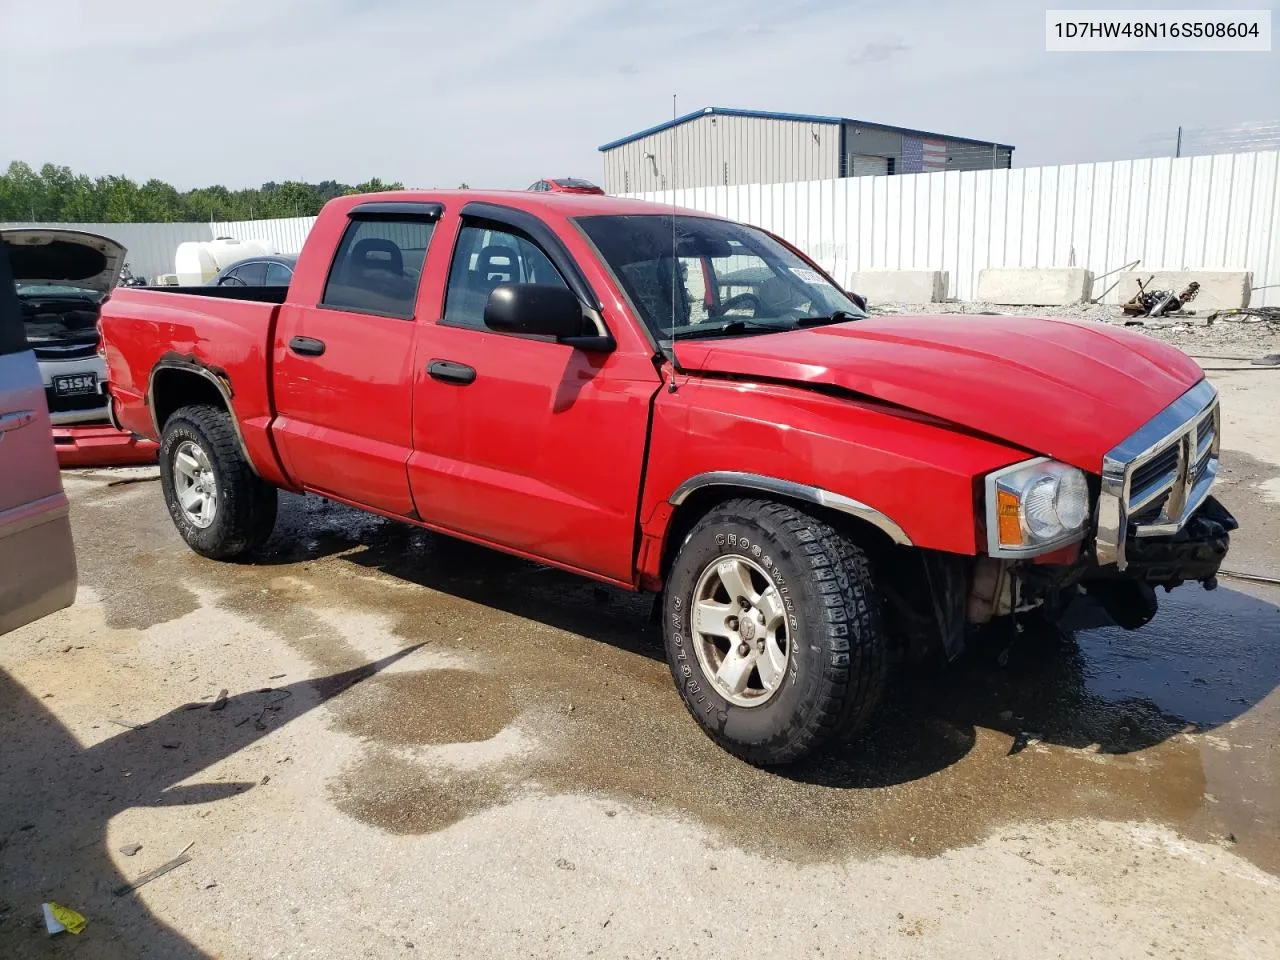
[635,377,1033,587]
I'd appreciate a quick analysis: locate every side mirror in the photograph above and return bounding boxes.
[483,283,614,351]
[845,290,867,312]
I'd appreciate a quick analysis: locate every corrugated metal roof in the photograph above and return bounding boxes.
[598,106,1015,153]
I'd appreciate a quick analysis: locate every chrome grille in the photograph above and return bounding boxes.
[1096,380,1220,570]
[1129,491,1169,525]
[1197,416,1215,446]
[1193,417,1216,483]
[1130,445,1178,500]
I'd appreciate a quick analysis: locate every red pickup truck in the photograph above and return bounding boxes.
[101,191,1235,765]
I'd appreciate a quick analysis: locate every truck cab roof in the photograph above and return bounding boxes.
[322,189,716,221]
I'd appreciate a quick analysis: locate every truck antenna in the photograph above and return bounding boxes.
[667,92,683,391]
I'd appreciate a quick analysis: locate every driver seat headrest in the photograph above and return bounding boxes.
[475,245,518,286]
[350,238,404,279]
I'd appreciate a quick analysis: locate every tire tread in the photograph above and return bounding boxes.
[160,404,277,559]
[667,497,887,765]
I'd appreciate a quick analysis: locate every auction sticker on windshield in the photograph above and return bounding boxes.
[789,267,827,285]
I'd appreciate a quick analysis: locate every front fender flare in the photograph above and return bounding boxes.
[667,470,913,546]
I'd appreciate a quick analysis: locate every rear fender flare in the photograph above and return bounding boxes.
[147,361,260,476]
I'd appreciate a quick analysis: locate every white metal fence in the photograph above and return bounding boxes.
[627,151,1280,307]
[9,151,1277,306]
[211,216,317,257]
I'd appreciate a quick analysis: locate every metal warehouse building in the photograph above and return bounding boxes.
[599,106,1014,194]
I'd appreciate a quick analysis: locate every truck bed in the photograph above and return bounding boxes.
[101,286,287,485]
[138,284,291,304]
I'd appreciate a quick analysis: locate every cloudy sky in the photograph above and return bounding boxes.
[2,0,1275,189]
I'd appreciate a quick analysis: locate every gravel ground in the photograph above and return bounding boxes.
[1,370,1278,959]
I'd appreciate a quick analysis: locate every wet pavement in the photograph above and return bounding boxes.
[51,454,1280,869]
[2,439,1278,957]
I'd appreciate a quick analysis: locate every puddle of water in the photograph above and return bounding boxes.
[331,749,509,834]
[335,670,518,746]
[70,498,200,630]
[1079,586,1280,727]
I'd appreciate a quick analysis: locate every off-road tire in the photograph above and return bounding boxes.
[159,404,277,560]
[663,498,887,766]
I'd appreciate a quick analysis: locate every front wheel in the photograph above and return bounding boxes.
[159,404,278,560]
[663,498,887,766]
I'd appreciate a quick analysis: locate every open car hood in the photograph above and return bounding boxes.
[673,313,1206,471]
[1,229,126,296]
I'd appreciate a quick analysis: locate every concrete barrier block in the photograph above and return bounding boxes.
[850,269,949,303]
[976,268,1093,306]
[1116,270,1251,311]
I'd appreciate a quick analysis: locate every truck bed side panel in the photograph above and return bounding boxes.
[101,288,292,487]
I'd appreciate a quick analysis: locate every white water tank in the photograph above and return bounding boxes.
[173,237,279,285]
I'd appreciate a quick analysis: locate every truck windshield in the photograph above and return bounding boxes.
[576,214,865,343]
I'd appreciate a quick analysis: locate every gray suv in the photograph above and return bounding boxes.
[0,240,77,635]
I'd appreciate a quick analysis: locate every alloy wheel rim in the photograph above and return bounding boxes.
[690,554,792,707]
[172,440,218,529]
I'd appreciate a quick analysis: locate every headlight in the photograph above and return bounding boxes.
[985,458,1091,558]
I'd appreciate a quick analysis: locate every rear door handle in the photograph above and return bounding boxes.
[0,410,35,434]
[289,336,326,357]
[427,360,476,385]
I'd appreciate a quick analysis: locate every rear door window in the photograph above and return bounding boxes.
[265,261,292,285]
[321,219,435,319]
[236,261,268,286]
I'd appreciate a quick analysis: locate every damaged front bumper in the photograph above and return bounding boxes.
[1120,495,1235,586]
[1079,495,1236,630]
[1096,380,1220,571]
[959,495,1237,641]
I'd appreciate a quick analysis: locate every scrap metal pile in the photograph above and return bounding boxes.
[1122,278,1201,319]
[1120,276,1280,326]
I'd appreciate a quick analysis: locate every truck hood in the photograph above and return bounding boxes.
[1,229,126,295]
[674,313,1205,471]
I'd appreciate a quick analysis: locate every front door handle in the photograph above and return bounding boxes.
[427,360,476,385]
[289,336,326,357]
[0,410,34,434]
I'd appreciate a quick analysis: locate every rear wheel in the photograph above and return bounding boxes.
[159,404,277,560]
[663,498,887,766]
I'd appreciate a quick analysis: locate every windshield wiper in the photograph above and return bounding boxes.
[795,310,862,328]
[677,319,784,340]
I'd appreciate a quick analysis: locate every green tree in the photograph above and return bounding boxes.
[39,164,76,219]
[2,161,42,220]
[0,162,406,223]
[60,175,102,221]
[99,176,140,223]
[347,177,404,196]
[136,179,184,221]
